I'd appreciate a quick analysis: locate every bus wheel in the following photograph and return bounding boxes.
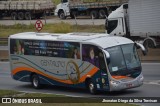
[88,80,97,94]
[31,74,41,89]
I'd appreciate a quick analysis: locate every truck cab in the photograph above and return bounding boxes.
[106,1,160,48]
[54,0,70,19]
[106,4,128,37]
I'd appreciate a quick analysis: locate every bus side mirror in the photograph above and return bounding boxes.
[135,43,147,56]
[103,50,110,64]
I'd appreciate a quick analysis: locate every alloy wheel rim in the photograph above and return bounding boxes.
[33,77,38,87]
[89,83,94,93]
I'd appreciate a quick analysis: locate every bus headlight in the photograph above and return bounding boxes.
[139,74,144,82]
[110,80,120,86]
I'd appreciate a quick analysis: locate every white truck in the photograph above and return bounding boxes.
[54,0,128,19]
[105,0,160,48]
[0,0,55,20]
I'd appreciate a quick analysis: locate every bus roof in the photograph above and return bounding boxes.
[9,32,134,49]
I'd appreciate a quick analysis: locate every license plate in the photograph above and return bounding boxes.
[126,83,133,88]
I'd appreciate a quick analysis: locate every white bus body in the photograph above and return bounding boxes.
[9,32,145,94]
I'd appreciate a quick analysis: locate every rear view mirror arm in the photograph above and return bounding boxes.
[135,43,147,56]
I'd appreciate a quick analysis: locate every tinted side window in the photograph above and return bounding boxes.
[82,44,105,69]
[10,39,80,59]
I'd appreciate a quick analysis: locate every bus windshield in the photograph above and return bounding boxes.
[105,44,141,77]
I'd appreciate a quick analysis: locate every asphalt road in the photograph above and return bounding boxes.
[0,62,160,105]
[0,18,105,25]
[0,46,8,50]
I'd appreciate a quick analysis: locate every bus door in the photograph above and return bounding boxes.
[98,51,110,90]
[82,44,110,90]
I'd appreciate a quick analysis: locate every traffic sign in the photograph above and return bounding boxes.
[35,20,43,32]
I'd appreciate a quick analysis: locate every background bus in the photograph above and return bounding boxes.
[9,32,146,94]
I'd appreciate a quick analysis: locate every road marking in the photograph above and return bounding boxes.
[0,61,9,64]
[18,91,83,97]
[144,80,160,86]
[142,63,160,65]
[0,72,11,77]
[0,46,8,50]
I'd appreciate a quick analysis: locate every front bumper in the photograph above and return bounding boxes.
[110,74,144,91]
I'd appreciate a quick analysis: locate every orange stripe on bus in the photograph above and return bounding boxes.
[12,66,99,84]
[79,67,99,83]
[12,67,73,84]
[112,75,130,80]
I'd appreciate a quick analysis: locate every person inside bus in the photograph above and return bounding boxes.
[18,40,24,55]
[13,46,18,54]
[72,47,80,59]
[86,47,99,67]
[14,40,24,55]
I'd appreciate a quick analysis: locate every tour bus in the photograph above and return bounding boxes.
[9,32,146,94]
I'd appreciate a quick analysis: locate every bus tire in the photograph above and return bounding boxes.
[88,80,97,94]
[90,10,99,19]
[31,74,41,89]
